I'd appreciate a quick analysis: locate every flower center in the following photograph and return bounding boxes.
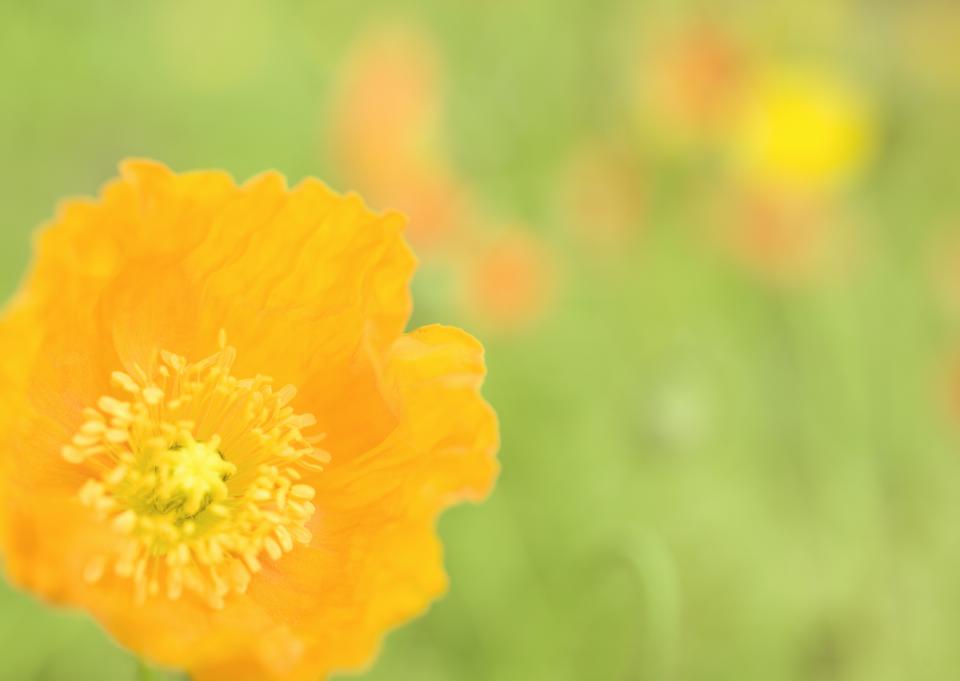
[63,332,329,609]
[150,438,234,518]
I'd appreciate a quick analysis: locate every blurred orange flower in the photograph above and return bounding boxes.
[636,20,746,147]
[898,1,960,92]
[332,22,441,181]
[462,230,557,332]
[718,187,855,282]
[0,160,499,680]
[331,22,470,250]
[558,141,645,251]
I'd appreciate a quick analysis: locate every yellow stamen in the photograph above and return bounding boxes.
[62,334,330,609]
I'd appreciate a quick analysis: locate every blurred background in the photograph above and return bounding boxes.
[3,0,960,679]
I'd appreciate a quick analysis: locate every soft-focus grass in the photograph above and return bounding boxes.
[3,1,960,680]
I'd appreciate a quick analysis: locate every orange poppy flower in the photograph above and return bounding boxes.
[714,184,859,284]
[462,230,557,333]
[635,19,746,148]
[329,22,470,251]
[0,160,499,680]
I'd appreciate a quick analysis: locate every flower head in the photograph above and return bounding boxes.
[732,66,876,194]
[0,160,499,680]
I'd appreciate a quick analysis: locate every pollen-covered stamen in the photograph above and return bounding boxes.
[63,334,329,609]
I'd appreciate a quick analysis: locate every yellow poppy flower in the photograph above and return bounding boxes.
[0,160,499,680]
[733,67,875,194]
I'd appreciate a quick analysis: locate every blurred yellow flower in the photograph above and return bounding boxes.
[0,160,499,680]
[733,67,876,193]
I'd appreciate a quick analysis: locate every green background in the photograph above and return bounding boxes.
[3,1,960,679]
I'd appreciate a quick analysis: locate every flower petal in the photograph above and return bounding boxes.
[197,325,500,680]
